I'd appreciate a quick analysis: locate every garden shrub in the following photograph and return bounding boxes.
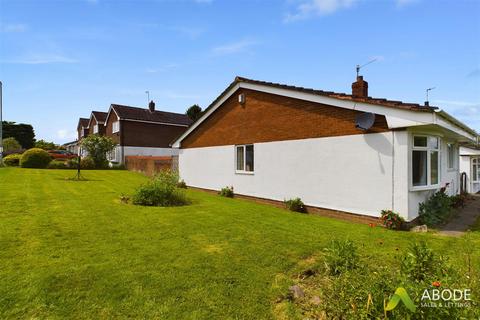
[324,239,359,276]
[3,154,22,167]
[418,190,453,226]
[47,160,69,169]
[80,157,96,169]
[285,197,306,213]
[219,186,234,198]
[2,137,22,153]
[132,170,189,207]
[20,148,52,168]
[177,179,187,189]
[80,135,116,168]
[450,193,467,208]
[380,210,405,230]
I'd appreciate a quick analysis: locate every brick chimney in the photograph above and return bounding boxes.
[148,100,155,112]
[352,76,368,98]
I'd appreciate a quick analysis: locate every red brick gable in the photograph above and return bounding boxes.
[181,88,390,149]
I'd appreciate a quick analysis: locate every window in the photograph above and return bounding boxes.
[112,121,120,133]
[108,146,119,162]
[412,135,440,187]
[80,128,84,137]
[473,158,480,182]
[447,143,455,169]
[93,124,99,134]
[235,145,254,173]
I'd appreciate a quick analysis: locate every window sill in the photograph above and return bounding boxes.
[410,184,441,192]
[235,171,254,175]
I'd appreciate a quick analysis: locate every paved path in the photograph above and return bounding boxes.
[438,194,480,237]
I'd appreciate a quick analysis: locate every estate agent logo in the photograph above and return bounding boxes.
[385,287,416,312]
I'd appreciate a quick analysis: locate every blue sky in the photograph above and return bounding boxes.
[1,0,479,143]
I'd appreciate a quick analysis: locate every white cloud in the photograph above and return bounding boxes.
[1,54,78,64]
[56,129,77,141]
[285,0,358,22]
[212,39,257,55]
[1,23,28,33]
[146,63,179,74]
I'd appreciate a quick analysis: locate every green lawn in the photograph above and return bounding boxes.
[0,168,479,319]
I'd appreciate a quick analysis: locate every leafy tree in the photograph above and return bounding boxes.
[80,135,116,168]
[2,121,35,149]
[186,104,203,122]
[2,137,22,152]
[35,139,58,150]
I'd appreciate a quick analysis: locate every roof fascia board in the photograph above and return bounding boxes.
[105,105,120,125]
[434,111,477,141]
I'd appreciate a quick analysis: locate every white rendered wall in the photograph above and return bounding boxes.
[123,146,179,157]
[179,132,411,219]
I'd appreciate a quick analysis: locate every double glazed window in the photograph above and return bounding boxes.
[236,145,254,173]
[412,135,440,187]
[93,124,99,134]
[473,158,480,182]
[112,121,120,133]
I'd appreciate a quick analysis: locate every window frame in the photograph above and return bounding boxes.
[472,157,480,183]
[235,144,254,174]
[410,134,441,191]
[93,124,99,134]
[447,143,456,170]
[112,121,120,133]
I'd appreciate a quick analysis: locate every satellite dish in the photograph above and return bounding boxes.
[355,112,375,130]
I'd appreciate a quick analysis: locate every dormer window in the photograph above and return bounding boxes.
[93,124,99,134]
[80,128,85,137]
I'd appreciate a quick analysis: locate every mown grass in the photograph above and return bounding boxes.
[0,168,479,319]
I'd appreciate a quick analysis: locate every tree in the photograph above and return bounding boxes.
[35,139,58,150]
[2,121,35,149]
[80,135,116,168]
[2,137,22,152]
[186,104,203,122]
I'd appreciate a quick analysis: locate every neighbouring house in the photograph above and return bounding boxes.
[104,101,192,164]
[63,140,79,154]
[459,145,480,193]
[67,117,90,156]
[172,76,478,221]
[88,111,108,136]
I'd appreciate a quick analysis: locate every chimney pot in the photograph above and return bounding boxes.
[148,100,155,112]
[352,76,368,98]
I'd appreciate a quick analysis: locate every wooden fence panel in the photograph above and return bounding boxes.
[125,156,173,177]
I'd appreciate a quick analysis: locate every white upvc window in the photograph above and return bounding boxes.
[447,143,456,170]
[473,158,480,182]
[80,128,84,137]
[411,135,440,189]
[108,146,119,162]
[112,121,120,133]
[93,124,99,134]
[235,144,254,174]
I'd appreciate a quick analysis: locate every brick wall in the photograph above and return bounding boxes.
[122,121,187,148]
[181,88,390,148]
[125,156,173,176]
[88,117,105,136]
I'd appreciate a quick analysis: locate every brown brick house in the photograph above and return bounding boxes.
[172,76,478,221]
[77,118,89,140]
[88,111,108,136]
[104,101,192,163]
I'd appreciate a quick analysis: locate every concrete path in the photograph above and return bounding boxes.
[438,194,480,237]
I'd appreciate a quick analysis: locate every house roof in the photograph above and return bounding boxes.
[233,76,437,113]
[78,118,89,129]
[110,104,192,126]
[172,76,478,147]
[92,111,108,123]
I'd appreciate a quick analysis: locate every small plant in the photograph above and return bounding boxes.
[400,241,448,283]
[80,157,96,169]
[20,148,52,168]
[380,210,405,230]
[418,189,453,226]
[47,160,69,169]
[450,194,466,208]
[219,186,234,198]
[324,239,359,276]
[132,170,189,207]
[2,153,22,167]
[284,197,306,213]
[119,194,130,204]
[177,180,187,189]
